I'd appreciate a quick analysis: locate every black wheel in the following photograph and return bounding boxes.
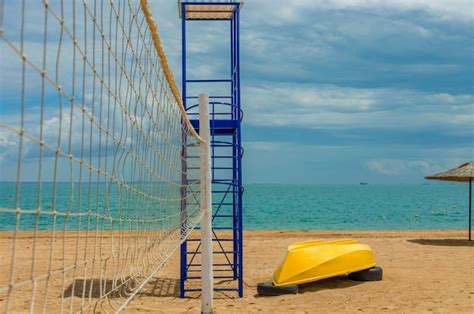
[257,282,298,296]
[348,266,383,281]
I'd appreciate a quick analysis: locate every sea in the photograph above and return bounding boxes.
[0,182,469,231]
[244,184,469,230]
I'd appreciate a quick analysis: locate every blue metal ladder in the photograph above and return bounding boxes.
[179,1,244,298]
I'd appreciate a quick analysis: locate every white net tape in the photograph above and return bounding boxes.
[0,0,202,312]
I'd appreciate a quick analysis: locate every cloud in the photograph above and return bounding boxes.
[243,141,473,183]
[239,1,474,96]
[0,129,19,163]
[366,159,437,176]
[1,1,473,184]
[366,148,474,177]
[245,141,350,152]
[246,0,474,24]
[243,83,474,131]
[0,104,102,162]
[0,102,187,181]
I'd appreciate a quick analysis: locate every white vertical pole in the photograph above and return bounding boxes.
[199,93,213,313]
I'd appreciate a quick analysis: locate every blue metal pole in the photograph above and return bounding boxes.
[230,17,234,120]
[232,135,238,280]
[182,7,187,111]
[230,11,238,281]
[236,5,243,298]
[179,2,187,299]
[469,178,472,241]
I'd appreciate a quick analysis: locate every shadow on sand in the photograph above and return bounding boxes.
[299,276,363,294]
[255,276,363,298]
[62,277,180,299]
[140,277,180,297]
[63,277,241,300]
[408,239,474,247]
[183,279,240,300]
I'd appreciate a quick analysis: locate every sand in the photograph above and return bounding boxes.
[1,230,473,313]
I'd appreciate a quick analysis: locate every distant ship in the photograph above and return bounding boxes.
[360,182,368,185]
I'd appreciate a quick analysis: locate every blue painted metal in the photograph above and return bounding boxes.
[179,1,244,298]
[186,79,232,83]
[179,0,187,299]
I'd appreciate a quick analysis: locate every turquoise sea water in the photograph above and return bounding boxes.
[0,182,470,230]
[244,184,469,230]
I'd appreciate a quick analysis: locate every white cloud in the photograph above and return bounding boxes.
[243,83,474,130]
[0,105,101,161]
[0,128,20,163]
[243,141,473,183]
[248,0,474,24]
[366,159,435,176]
[244,141,286,151]
[366,148,474,177]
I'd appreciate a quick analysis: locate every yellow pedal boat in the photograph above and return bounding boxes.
[273,239,376,286]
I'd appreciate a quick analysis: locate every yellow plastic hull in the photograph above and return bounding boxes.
[273,239,376,286]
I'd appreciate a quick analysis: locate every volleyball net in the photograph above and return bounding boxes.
[0,0,204,312]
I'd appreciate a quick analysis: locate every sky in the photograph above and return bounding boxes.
[151,0,473,184]
[0,0,473,184]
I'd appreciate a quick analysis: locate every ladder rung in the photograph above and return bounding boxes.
[187,269,235,272]
[194,227,236,230]
[211,144,234,147]
[187,238,234,242]
[184,288,239,292]
[210,156,237,159]
[212,179,239,182]
[211,191,239,194]
[186,251,236,255]
[187,276,237,280]
[188,263,236,267]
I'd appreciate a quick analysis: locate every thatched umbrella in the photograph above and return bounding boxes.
[425,161,474,240]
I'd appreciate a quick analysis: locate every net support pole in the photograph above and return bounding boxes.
[469,178,472,241]
[199,93,213,313]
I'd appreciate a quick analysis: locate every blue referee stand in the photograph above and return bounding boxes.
[178,1,244,298]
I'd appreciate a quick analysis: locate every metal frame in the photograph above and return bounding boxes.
[179,1,244,298]
[469,178,472,241]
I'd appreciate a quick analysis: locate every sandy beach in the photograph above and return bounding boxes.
[1,230,473,313]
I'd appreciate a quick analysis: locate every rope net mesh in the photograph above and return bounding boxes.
[0,0,202,312]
